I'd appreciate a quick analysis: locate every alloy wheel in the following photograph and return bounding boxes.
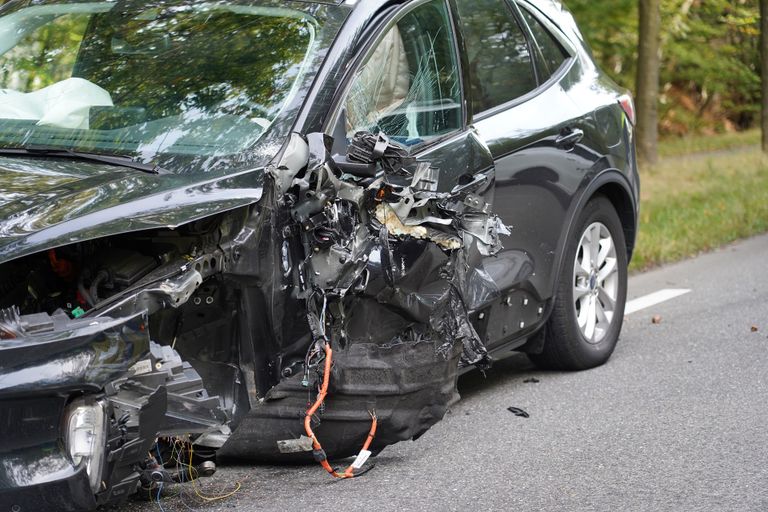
[573,222,619,344]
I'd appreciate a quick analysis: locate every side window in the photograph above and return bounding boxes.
[519,7,569,82]
[454,0,536,114]
[344,0,462,145]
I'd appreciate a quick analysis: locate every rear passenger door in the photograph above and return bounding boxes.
[452,0,589,308]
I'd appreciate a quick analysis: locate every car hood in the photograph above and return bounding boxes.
[0,156,264,264]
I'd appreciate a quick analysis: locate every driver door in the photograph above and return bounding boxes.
[327,0,535,350]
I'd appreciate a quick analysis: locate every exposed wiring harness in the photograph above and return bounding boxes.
[147,437,241,510]
[304,340,378,479]
[185,443,241,502]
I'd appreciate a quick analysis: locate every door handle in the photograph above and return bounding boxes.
[555,128,584,149]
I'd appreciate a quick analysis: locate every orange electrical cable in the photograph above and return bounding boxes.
[304,342,378,479]
[48,249,74,280]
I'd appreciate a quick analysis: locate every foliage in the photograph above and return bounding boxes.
[658,128,760,157]
[631,143,768,271]
[568,0,761,137]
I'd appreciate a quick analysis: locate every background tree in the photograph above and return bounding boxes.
[762,0,768,153]
[636,0,661,164]
[569,0,760,142]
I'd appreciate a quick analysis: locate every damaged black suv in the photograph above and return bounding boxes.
[0,0,639,510]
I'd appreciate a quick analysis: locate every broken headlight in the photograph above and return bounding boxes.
[65,399,107,493]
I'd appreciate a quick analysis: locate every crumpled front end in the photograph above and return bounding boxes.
[0,129,510,509]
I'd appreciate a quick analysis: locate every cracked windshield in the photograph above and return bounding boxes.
[0,1,318,172]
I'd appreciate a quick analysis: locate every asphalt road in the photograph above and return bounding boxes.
[127,234,768,512]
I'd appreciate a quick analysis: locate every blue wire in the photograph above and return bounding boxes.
[155,443,166,512]
[156,482,166,512]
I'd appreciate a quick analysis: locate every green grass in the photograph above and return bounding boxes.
[658,129,760,158]
[630,146,768,272]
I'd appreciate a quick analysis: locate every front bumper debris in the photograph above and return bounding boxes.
[0,301,224,510]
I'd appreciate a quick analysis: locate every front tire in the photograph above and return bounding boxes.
[529,196,628,370]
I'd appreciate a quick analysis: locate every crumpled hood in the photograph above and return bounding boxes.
[0,156,264,264]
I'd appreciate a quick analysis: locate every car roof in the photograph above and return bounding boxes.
[295,0,578,36]
[519,0,589,52]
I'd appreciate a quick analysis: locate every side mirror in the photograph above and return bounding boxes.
[329,108,377,178]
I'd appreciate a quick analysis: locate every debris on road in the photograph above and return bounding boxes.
[507,407,530,418]
[523,378,540,384]
[750,325,759,332]
[652,315,663,324]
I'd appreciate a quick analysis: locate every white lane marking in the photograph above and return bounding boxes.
[624,288,691,315]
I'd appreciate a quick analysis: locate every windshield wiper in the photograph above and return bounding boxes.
[0,146,170,175]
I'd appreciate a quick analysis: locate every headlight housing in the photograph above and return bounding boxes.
[65,398,107,493]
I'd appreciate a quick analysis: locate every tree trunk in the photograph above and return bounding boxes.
[761,0,768,153]
[636,0,661,165]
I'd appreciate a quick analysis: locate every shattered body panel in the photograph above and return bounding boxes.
[218,130,506,460]
[0,0,639,509]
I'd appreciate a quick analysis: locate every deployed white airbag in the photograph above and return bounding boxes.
[0,78,113,129]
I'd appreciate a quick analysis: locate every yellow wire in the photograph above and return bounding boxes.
[187,442,242,502]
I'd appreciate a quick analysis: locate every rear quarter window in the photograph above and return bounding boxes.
[518,6,570,82]
[454,0,537,115]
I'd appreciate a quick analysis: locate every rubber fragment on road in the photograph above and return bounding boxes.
[507,407,530,418]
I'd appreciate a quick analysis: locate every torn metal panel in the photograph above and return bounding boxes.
[291,130,508,366]
[375,203,462,250]
[461,214,512,257]
[219,130,508,463]
[272,132,310,194]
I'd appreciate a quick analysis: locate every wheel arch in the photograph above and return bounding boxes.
[523,171,634,366]
[550,170,638,299]
[593,180,638,262]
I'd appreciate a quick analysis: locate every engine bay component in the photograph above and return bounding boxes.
[88,249,157,304]
[107,342,229,439]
